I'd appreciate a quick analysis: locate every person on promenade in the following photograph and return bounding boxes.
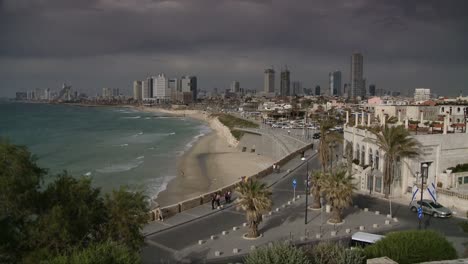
[272,164,276,173]
[211,193,216,210]
[215,192,221,208]
[155,207,164,221]
[224,190,231,204]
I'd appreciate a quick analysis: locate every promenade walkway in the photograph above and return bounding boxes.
[142,149,401,263]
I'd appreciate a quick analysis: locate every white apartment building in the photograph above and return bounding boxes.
[343,118,468,210]
[414,88,431,102]
[133,80,142,101]
[154,74,171,102]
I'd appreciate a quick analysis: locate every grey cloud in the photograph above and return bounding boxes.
[0,0,467,96]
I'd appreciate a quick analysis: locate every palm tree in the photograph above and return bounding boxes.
[236,179,272,238]
[318,119,343,173]
[372,125,421,198]
[319,170,355,223]
[309,171,324,209]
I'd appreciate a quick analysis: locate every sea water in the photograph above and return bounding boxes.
[0,101,210,199]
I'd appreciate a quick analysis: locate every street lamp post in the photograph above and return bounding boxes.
[301,156,309,225]
[419,162,431,230]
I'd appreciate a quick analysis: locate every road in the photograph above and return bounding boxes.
[142,149,467,263]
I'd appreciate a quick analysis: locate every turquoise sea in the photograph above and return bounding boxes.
[0,101,209,198]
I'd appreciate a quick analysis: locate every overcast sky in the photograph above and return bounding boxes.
[1,0,467,97]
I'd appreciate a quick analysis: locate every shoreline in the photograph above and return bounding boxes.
[138,106,274,207]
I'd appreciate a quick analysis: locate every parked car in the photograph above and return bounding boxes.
[410,199,452,218]
[312,133,321,139]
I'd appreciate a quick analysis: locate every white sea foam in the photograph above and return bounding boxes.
[148,175,177,200]
[96,159,144,174]
[184,125,212,150]
[123,116,141,119]
[84,171,92,176]
[145,117,151,120]
[136,156,144,160]
[168,132,176,135]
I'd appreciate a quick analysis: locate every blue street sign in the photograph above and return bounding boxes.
[417,207,423,219]
[292,179,297,189]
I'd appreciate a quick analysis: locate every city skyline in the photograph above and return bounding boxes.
[1,1,468,97]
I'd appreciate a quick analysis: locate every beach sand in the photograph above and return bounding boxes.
[139,107,274,206]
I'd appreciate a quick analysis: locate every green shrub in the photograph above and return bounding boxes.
[42,241,140,264]
[364,230,457,264]
[447,163,468,173]
[305,242,365,264]
[215,114,258,140]
[244,243,310,264]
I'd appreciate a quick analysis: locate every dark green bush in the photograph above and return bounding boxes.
[364,230,457,264]
[448,163,468,173]
[244,243,310,264]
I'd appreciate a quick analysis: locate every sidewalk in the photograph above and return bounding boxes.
[142,148,317,236]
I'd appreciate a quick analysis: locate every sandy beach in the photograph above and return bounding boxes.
[139,107,274,206]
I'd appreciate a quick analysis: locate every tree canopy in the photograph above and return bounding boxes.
[0,140,148,263]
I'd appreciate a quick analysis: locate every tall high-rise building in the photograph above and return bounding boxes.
[146,77,154,98]
[231,81,240,93]
[280,67,290,96]
[292,81,302,96]
[264,68,275,94]
[168,78,179,91]
[315,85,321,96]
[133,80,142,100]
[369,84,376,97]
[181,76,197,101]
[350,53,365,98]
[102,87,112,98]
[154,74,171,101]
[329,71,342,96]
[414,88,431,101]
[142,80,149,99]
[112,88,119,97]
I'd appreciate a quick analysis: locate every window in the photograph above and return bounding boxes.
[458,107,461,113]
[369,148,373,167]
[375,177,382,193]
[361,146,365,165]
[441,107,445,113]
[375,150,380,170]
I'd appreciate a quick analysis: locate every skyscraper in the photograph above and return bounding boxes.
[315,85,321,96]
[350,53,365,98]
[133,80,142,101]
[146,77,154,98]
[329,71,342,96]
[280,67,290,96]
[154,74,171,102]
[181,76,197,101]
[231,81,240,93]
[369,84,376,97]
[264,68,275,94]
[292,81,302,96]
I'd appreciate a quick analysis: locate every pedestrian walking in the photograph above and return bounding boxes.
[211,193,216,209]
[224,190,231,204]
[215,192,221,208]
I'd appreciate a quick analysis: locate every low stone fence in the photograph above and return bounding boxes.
[149,141,314,222]
[437,188,468,200]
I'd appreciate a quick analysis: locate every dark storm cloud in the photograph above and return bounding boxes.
[0,0,467,96]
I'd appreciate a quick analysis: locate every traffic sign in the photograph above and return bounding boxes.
[417,207,423,219]
[292,179,297,189]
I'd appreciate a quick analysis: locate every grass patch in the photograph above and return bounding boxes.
[214,114,259,140]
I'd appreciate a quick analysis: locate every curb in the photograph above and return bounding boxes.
[144,150,318,237]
